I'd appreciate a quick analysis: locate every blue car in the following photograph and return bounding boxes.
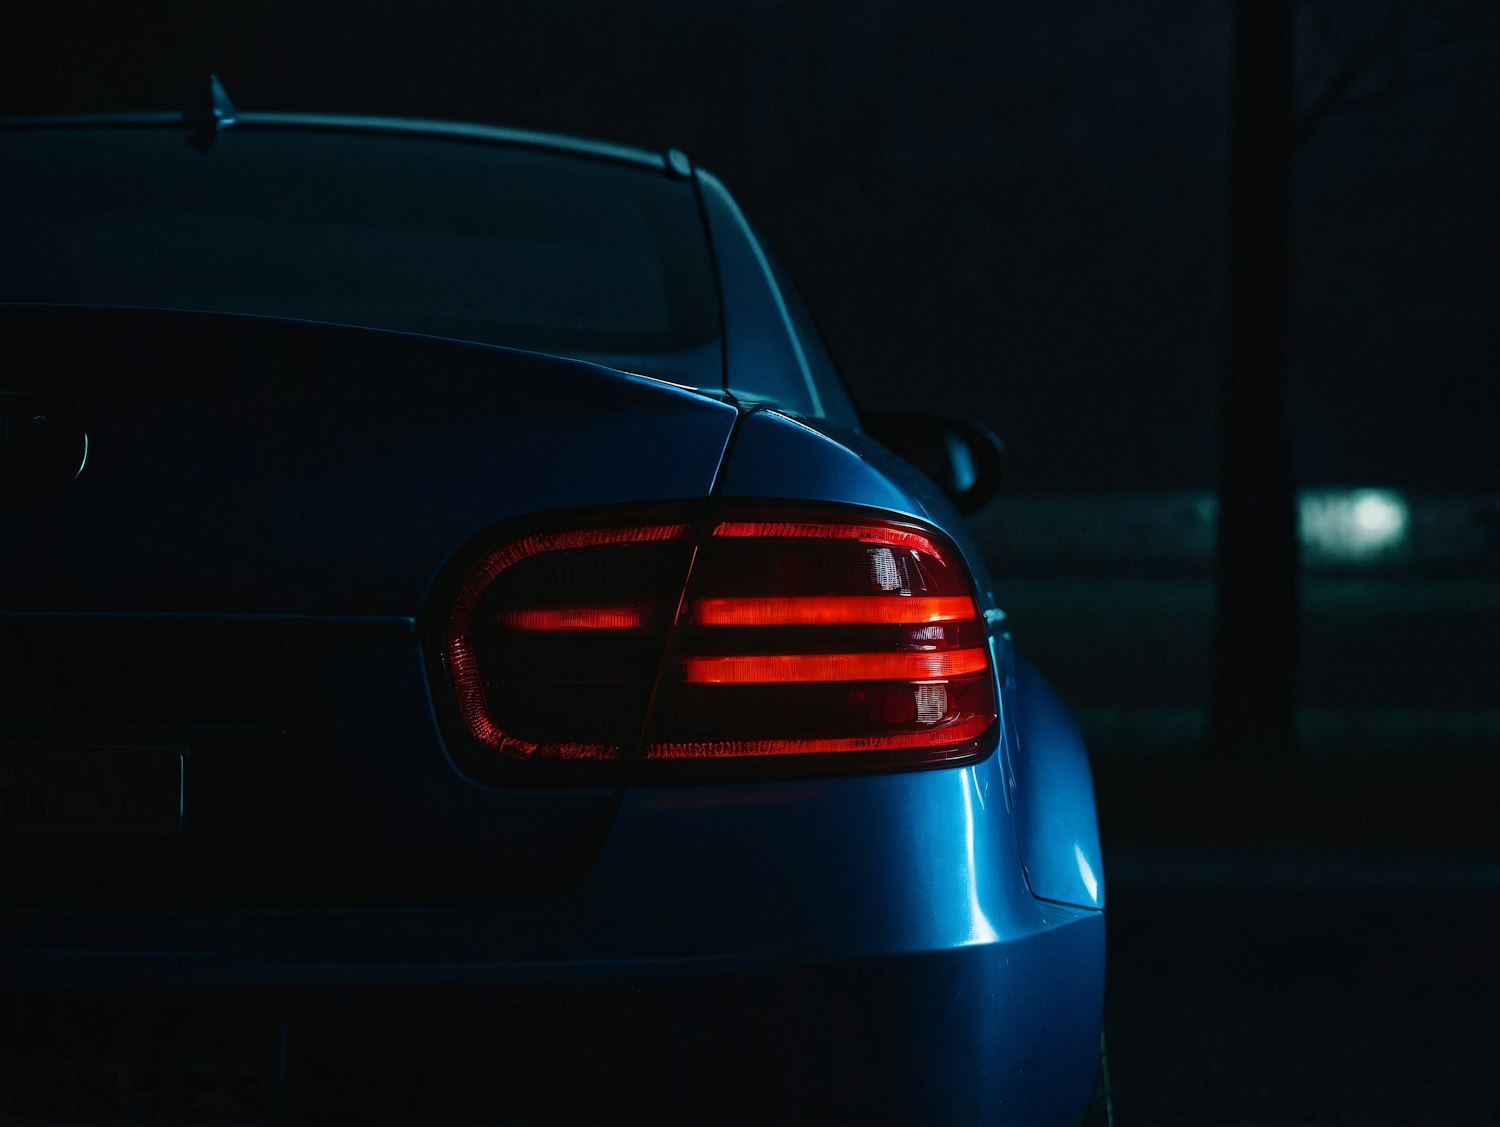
[0,82,1105,1125]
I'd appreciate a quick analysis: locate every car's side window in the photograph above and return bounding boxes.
[762,250,860,430]
[695,170,856,427]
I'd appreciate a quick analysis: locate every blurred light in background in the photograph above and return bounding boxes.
[1300,488,1410,563]
[965,487,1497,576]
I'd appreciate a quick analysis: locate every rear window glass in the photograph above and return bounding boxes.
[0,127,721,385]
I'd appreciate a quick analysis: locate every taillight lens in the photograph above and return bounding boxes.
[439,520,694,779]
[644,517,996,774]
[432,507,997,782]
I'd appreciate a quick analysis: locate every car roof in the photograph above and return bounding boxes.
[0,109,678,177]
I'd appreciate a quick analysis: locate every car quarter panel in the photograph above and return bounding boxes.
[713,407,1105,911]
[1005,650,1107,911]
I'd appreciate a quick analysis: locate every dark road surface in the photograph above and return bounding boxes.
[1104,879,1499,1125]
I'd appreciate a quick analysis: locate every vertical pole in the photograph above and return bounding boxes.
[1212,0,1300,762]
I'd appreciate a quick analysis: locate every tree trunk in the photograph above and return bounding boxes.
[1211,0,1300,762]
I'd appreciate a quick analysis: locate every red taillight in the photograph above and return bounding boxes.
[643,714,996,761]
[711,519,947,559]
[645,514,997,773]
[433,507,997,781]
[441,521,693,769]
[498,606,650,632]
[691,594,975,626]
[679,650,991,684]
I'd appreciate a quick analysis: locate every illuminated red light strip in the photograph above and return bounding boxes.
[692,595,976,626]
[499,605,648,631]
[531,742,619,762]
[647,713,993,760]
[711,520,946,563]
[680,648,989,684]
[446,522,690,755]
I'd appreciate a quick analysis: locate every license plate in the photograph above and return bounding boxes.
[0,1060,278,1125]
[0,745,183,835]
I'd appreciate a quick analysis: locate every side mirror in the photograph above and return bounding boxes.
[860,410,1004,514]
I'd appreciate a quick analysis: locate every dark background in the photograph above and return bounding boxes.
[4,3,1497,1122]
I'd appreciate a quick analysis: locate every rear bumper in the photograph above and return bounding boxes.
[1,754,1104,1123]
[3,912,1102,1125]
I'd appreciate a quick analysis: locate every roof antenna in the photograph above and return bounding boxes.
[184,74,238,151]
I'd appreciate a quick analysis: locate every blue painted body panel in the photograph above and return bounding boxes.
[2,625,1105,1120]
[1006,650,1106,911]
[0,118,1105,1124]
[2,742,1103,1122]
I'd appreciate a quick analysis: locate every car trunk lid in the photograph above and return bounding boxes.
[0,305,737,910]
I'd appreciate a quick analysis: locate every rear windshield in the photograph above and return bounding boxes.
[0,126,721,385]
